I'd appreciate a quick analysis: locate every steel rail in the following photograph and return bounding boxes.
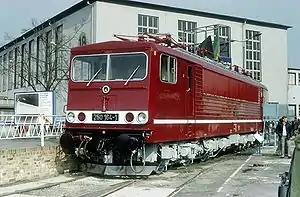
[0,173,86,197]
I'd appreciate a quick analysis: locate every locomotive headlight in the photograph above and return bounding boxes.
[137,112,147,123]
[66,112,75,123]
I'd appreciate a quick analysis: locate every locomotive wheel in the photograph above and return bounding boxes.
[140,176,149,180]
[200,154,209,162]
[153,160,167,175]
[80,163,88,175]
[66,155,80,173]
[55,161,65,174]
[182,160,192,166]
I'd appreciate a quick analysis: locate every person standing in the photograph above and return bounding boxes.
[275,116,293,158]
[293,118,300,136]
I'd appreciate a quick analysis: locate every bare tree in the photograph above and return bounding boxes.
[3,32,15,42]
[0,18,88,93]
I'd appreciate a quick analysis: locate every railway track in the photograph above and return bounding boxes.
[167,162,220,197]
[0,173,86,197]
[78,148,256,197]
[72,155,232,197]
[18,148,256,197]
[99,180,137,197]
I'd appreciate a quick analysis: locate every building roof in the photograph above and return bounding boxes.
[288,67,300,71]
[0,0,292,53]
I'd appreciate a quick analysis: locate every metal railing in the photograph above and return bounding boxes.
[263,120,279,147]
[0,114,65,147]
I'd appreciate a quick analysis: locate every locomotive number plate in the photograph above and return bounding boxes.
[92,113,119,121]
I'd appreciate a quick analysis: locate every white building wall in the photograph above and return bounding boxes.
[95,1,289,105]
[0,3,95,115]
[0,1,290,116]
[257,27,288,105]
[48,4,95,115]
[288,69,300,119]
[95,1,245,65]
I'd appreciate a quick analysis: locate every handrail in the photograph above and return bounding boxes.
[0,114,65,146]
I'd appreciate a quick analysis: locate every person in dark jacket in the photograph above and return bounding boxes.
[293,118,300,136]
[275,116,293,158]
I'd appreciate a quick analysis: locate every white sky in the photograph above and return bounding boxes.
[0,0,297,67]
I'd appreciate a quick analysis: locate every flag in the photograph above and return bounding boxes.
[198,35,213,59]
[213,30,220,62]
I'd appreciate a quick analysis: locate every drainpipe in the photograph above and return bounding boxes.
[242,19,247,68]
[87,1,94,43]
[91,3,94,43]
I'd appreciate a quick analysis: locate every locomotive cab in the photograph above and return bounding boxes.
[61,41,160,175]
[65,46,150,126]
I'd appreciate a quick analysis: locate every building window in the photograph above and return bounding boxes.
[245,30,261,81]
[55,25,64,78]
[217,25,231,58]
[160,54,177,84]
[14,47,19,89]
[0,56,2,92]
[298,73,300,86]
[178,20,197,45]
[46,30,53,77]
[8,51,13,90]
[3,53,7,92]
[36,36,40,84]
[21,43,26,87]
[288,72,296,85]
[138,14,159,34]
[288,104,296,119]
[28,39,34,85]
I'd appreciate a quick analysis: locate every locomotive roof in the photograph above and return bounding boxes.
[71,41,268,90]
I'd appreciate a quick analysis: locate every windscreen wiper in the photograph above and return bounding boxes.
[124,65,141,86]
[86,67,103,87]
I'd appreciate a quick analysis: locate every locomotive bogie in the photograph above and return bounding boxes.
[159,133,256,163]
[59,130,258,176]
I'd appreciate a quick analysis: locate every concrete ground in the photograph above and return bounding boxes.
[0,146,291,197]
[0,138,59,150]
[174,147,291,197]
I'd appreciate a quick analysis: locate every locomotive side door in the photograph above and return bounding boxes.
[185,65,195,138]
[185,65,194,117]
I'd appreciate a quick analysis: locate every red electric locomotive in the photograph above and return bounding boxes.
[60,33,268,176]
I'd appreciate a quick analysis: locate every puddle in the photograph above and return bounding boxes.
[242,168,258,173]
[251,163,265,167]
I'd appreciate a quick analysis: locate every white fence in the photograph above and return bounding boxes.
[0,114,65,146]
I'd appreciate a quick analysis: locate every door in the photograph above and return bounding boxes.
[185,66,194,118]
[185,65,194,139]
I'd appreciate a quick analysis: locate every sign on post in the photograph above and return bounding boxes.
[14,91,56,123]
[14,91,56,147]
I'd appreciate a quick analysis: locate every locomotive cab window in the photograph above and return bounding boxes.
[72,52,147,82]
[160,54,177,84]
[73,55,107,81]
